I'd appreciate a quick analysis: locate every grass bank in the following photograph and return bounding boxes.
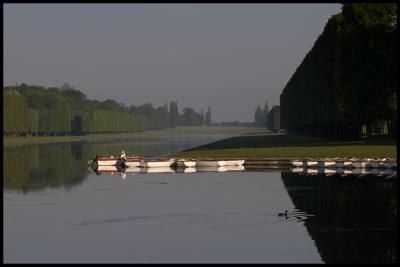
[173,134,397,158]
[3,126,265,146]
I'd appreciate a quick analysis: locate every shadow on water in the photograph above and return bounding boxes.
[280,172,397,264]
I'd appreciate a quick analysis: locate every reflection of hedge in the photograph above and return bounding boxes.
[3,144,88,193]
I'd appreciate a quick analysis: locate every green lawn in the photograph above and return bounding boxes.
[3,126,265,146]
[174,134,397,158]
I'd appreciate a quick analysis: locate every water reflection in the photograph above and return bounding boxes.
[281,172,397,264]
[3,135,230,193]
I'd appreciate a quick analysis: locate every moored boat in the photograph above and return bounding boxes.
[141,158,175,168]
[224,160,245,166]
[317,161,336,168]
[291,161,304,167]
[94,155,120,166]
[335,161,345,168]
[380,159,395,168]
[119,151,143,167]
[305,161,318,167]
[176,160,197,168]
[196,159,226,167]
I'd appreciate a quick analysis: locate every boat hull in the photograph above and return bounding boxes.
[96,159,119,166]
[124,161,142,167]
[176,161,197,167]
[196,160,226,167]
[224,160,245,166]
[142,161,173,168]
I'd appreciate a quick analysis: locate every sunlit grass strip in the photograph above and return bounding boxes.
[175,145,396,158]
[173,134,396,158]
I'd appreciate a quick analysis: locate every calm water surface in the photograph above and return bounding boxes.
[3,135,397,263]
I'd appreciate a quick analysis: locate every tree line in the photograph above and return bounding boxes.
[3,83,213,136]
[280,3,396,139]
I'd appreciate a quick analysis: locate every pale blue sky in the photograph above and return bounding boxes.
[4,3,342,122]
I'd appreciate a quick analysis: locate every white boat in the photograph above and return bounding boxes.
[343,161,353,168]
[361,162,369,168]
[224,160,245,166]
[94,156,119,166]
[368,161,380,168]
[119,151,143,167]
[141,159,175,168]
[291,161,304,167]
[335,161,345,168]
[349,161,362,168]
[305,161,318,167]
[176,160,197,168]
[224,165,245,171]
[196,160,227,167]
[317,161,336,168]
[380,161,395,168]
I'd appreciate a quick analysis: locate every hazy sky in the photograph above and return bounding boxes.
[4,4,342,122]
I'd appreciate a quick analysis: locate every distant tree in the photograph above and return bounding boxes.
[205,106,212,126]
[263,101,270,126]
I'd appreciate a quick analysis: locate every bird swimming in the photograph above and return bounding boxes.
[278,210,288,217]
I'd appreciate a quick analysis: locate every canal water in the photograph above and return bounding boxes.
[3,135,396,263]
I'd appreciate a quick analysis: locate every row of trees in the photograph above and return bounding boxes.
[280,3,397,139]
[254,101,270,127]
[3,83,213,136]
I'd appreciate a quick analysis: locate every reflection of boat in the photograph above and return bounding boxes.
[93,165,125,176]
[306,168,318,174]
[196,166,228,172]
[178,167,197,173]
[291,167,305,173]
[176,160,197,168]
[318,168,336,174]
[141,167,175,173]
[124,167,142,173]
[196,160,226,167]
